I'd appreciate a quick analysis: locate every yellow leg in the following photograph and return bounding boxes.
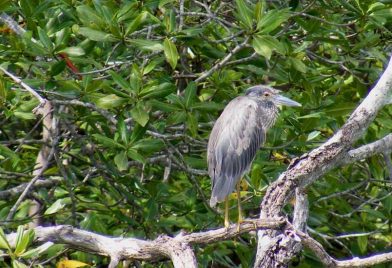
[224,197,229,228]
[237,180,243,223]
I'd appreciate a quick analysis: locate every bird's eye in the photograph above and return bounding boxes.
[263,92,270,97]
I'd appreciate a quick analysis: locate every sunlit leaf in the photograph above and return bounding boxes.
[127,39,163,51]
[235,0,253,29]
[56,259,90,268]
[96,94,126,109]
[114,151,128,171]
[252,35,281,59]
[78,27,118,42]
[131,102,149,127]
[163,38,179,69]
[44,198,71,215]
[257,9,290,33]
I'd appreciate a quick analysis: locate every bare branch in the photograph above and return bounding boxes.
[296,230,337,267]
[195,37,250,83]
[341,134,392,165]
[0,67,46,104]
[6,218,284,267]
[298,230,392,267]
[293,189,308,232]
[0,177,63,200]
[255,56,392,267]
[335,252,392,267]
[51,99,117,125]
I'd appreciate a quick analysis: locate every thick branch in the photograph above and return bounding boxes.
[298,230,392,267]
[6,218,284,267]
[336,252,392,267]
[0,177,63,200]
[341,133,392,165]
[255,56,392,267]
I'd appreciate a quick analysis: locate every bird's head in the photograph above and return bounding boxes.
[245,85,301,107]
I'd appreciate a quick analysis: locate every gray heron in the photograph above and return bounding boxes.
[207,85,301,227]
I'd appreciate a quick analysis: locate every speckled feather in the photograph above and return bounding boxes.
[208,96,278,207]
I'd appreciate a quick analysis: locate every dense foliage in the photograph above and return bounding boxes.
[0,0,391,267]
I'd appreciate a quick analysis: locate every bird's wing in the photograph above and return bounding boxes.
[208,97,265,206]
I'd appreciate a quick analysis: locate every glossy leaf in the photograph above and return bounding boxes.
[78,27,118,42]
[131,102,150,127]
[235,0,253,29]
[44,198,71,215]
[257,9,290,33]
[163,38,179,69]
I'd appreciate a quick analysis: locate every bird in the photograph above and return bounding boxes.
[207,85,301,227]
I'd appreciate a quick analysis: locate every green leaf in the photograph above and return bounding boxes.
[357,236,368,254]
[257,9,290,33]
[191,101,223,111]
[38,27,53,51]
[44,198,71,215]
[125,11,149,35]
[130,124,147,144]
[96,94,126,109]
[164,9,176,33]
[131,102,149,127]
[254,1,265,22]
[143,58,163,75]
[109,71,131,91]
[0,226,11,251]
[184,82,197,108]
[12,260,27,268]
[118,119,128,144]
[92,134,125,149]
[306,130,321,141]
[139,82,175,99]
[0,0,11,10]
[127,148,145,163]
[289,57,307,73]
[163,38,179,69]
[128,39,163,51]
[252,35,281,59]
[114,151,128,171]
[235,0,253,29]
[186,113,198,137]
[58,47,85,56]
[149,100,179,112]
[15,228,34,256]
[78,27,118,42]
[13,111,36,120]
[76,5,106,28]
[50,60,66,76]
[0,144,20,162]
[20,242,53,259]
[159,0,176,8]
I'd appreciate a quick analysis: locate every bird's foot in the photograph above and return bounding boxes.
[236,216,243,232]
[224,218,230,229]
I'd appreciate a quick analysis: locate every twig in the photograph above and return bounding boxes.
[195,37,250,83]
[383,152,392,180]
[292,12,356,27]
[0,13,25,36]
[51,99,117,125]
[0,177,63,200]
[0,66,46,104]
[179,0,184,31]
[6,139,57,221]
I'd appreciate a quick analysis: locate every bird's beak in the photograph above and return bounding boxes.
[274,94,301,107]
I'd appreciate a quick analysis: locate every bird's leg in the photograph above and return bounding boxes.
[236,180,243,232]
[224,196,229,228]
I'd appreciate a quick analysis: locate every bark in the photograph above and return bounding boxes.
[254,56,392,267]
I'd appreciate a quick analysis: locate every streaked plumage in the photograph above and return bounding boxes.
[208,85,301,212]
